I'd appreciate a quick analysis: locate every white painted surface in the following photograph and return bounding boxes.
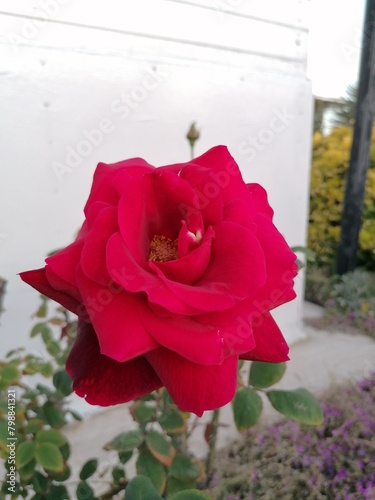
[0,2,312,370]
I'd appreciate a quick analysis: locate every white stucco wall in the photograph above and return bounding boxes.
[0,0,312,359]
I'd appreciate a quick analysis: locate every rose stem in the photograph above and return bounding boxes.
[205,408,220,485]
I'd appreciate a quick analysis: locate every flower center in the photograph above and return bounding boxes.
[148,235,178,262]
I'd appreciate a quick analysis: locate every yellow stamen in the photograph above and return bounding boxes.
[148,235,178,262]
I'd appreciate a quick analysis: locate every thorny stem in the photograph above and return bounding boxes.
[205,408,220,485]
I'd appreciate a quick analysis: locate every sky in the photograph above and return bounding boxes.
[307,0,366,98]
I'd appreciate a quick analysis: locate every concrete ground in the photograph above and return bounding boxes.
[63,302,375,495]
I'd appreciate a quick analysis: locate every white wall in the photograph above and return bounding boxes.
[0,0,312,358]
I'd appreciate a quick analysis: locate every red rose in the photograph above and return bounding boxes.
[20,146,297,416]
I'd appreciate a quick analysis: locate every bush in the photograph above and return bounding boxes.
[304,264,332,306]
[212,373,375,499]
[321,269,375,339]
[308,127,375,270]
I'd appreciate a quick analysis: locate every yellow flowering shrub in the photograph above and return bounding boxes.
[308,126,375,269]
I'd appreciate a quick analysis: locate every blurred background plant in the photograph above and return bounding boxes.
[308,269,375,340]
[306,92,375,338]
[308,125,375,272]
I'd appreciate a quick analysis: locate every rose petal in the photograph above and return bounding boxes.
[84,159,154,215]
[66,320,162,406]
[248,183,274,220]
[75,267,159,361]
[19,268,82,316]
[146,347,238,416]
[45,239,83,287]
[197,221,267,300]
[80,205,118,285]
[253,214,298,309]
[188,146,250,205]
[240,312,289,362]
[44,266,82,304]
[224,198,256,230]
[176,165,225,227]
[140,302,252,365]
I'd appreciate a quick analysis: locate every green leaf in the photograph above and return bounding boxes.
[36,383,54,396]
[139,393,156,402]
[52,464,71,482]
[119,450,133,464]
[166,477,196,497]
[104,430,144,452]
[162,389,176,408]
[35,442,64,472]
[0,364,21,383]
[0,419,8,445]
[42,327,53,345]
[131,401,155,424]
[46,340,61,357]
[6,347,24,358]
[60,442,71,461]
[47,485,69,500]
[16,441,36,469]
[169,490,212,500]
[249,361,287,389]
[53,369,73,396]
[42,402,65,427]
[36,428,67,448]
[18,458,37,481]
[31,322,51,338]
[32,472,49,494]
[76,481,95,500]
[170,455,201,482]
[125,475,162,500]
[136,449,166,494]
[69,410,83,422]
[40,362,54,378]
[112,465,126,484]
[79,458,98,480]
[146,430,175,467]
[233,388,263,431]
[0,379,8,390]
[159,410,187,435]
[0,400,9,413]
[35,300,48,318]
[26,419,44,434]
[267,388,324,425]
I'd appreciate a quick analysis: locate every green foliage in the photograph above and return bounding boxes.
[234,361,323,433]
[308,126,375,269]
[249,361,286,389]
[232,388,263,431]
[170,456,201,483]
[267,388,324,425]
[125,475,162,500]
[79,459,98,481]
[169,490,211,500]
[0,297,77,498]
